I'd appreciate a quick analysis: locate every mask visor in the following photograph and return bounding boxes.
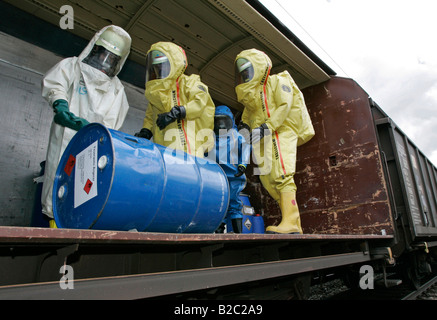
[145,50,171,82]
[235,58,254,85]
[82,45,121,77]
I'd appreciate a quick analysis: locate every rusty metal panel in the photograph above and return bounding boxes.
[295,77,394,235]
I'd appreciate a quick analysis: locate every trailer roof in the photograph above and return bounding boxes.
[4,0,332,110]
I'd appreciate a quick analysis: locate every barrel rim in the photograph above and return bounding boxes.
[53,123,115,229]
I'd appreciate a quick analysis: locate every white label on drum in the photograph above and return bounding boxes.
[74,140,98,208]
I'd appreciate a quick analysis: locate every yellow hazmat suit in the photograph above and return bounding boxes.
[41,25,132,221]
[139,42,215,157]
[235,49,314,234]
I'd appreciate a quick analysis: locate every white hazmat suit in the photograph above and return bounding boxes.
[41,25,131,221]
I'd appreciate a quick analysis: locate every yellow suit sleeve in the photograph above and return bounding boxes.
[181,75,213,120]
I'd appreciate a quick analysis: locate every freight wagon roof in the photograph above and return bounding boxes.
[1,0,332,111]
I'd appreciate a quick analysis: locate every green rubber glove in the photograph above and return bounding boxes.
[53,99,90,131]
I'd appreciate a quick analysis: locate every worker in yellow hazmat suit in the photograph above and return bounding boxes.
[41,25,132,228]
[235,48,315,234]
[136,42,215,157]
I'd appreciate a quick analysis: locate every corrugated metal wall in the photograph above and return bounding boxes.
[0,32,146,226]
[376,115,437,238]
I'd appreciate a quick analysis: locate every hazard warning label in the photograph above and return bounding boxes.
[244,217,252,231]
[64,154,76,176]
[83,179,93,194]
[74,141,98,208]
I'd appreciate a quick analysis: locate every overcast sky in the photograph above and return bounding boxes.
[259,0,437,166]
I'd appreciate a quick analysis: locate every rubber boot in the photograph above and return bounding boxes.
[266,191,303,234]
[231,218,243,233]
[49,219,57,229]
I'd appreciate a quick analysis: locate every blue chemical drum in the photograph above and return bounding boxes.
[252,215,265,234]
[226,194,264,233]
[53,123,229,233]
[240,194,264,234]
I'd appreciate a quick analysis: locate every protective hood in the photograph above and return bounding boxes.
[215,105,236,127]
[79,25,131,77]
[146,42,188,81]
[235,48,272,85]
[235,49,272,110]
[144,42,188,110]
[142,41,214,156]
[214,105,236,136]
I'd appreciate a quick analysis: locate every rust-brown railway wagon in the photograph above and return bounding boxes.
[0,0,436,299]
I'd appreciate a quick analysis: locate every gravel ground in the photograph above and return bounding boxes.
[417,283,437,300]
[308,279,349,300]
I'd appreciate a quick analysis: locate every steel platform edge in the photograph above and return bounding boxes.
[0,226,393,245]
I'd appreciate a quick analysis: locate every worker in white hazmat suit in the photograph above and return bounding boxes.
[41,25,132,227]
[235,49,315,234]
[135,42,215,157]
